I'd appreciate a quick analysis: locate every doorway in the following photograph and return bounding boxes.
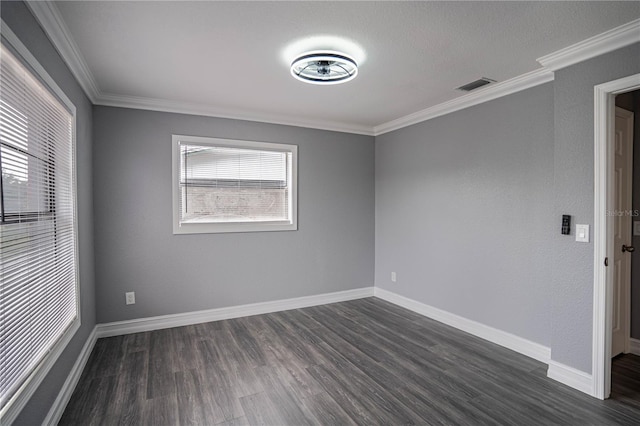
[593,74,640,400]
[610,102,633,358]
[611,89,640,403]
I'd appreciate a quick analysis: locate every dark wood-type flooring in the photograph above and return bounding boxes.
[60,297,640,425]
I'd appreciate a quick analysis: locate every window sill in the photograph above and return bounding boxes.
[173,220,297,234]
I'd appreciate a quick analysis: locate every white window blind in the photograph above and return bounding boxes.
[173,135,297,234]
[0,42,78,414]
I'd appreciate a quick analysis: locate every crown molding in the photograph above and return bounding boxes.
[537,18,640,71]
[96,92,375,136]
[24,0,373,136]
[23,2,639,136]
[373,67,554,136]
[25,0,100,103]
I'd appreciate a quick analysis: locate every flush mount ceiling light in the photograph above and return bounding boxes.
[290,52,358,85]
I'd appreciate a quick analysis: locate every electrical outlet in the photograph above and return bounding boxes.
[125,292,135,305]
[391,272,397,282]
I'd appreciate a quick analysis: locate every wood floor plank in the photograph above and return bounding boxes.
[142,395,179,426]
[615,354,640,373]
[261,314,330,368]
[112,351,147,425]
[349,298,433,333]
[245,314,310,365]
[359,298,543,372]
[392,383,494,426]
[305,363,385,425]
[195,338,223,370]
[299,391,358,426]
[465,397,535,426]
[146,328,177,399]
[123,331,150,353]
[214,416,250,426]
[254,366,317,425]
[58,376,116,426]
[357,297,432,323]
[226,318,268,367]
[258,339,326,398]
[306,304,459,386]
[195,342,245,422]
[175,369,211,425]
[60,297,640,426]
[274,309,341,350]
[282,307,326,331]
[299,313,407,391]
[238,392,287,426]
[327,302,457,372]
[171,327,201,372]
[80,335,125,380]
[301,306,394,363]
[310,362,427,425]
[207,325,264,398]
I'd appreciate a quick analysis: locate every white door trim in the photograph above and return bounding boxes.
[593,73,640,400]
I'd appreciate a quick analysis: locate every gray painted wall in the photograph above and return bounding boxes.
[92,107,375,323]
[617,90,640,340]
[1,2,96,425]
[375,43,640,375]
[375,84,555,347]
[551,43,640,373]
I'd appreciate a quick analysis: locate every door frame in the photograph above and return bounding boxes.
[593,73,640,400]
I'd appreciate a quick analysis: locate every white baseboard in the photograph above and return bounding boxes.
[547,360,594,395]
[96,287,374,338]
[373,288,601,397]
[373,287,551,364]
[43,327,98,426]
[630,338,640,356]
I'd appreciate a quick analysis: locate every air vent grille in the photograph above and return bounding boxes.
[456,77,496,92]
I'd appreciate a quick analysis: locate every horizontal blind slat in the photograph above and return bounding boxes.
[0,42,78,411]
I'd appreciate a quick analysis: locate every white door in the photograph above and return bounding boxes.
[612,106,634,357]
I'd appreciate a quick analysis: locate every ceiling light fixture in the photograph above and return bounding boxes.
[290,51,358,85]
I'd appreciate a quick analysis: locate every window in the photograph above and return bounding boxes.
[172,135,297,234]
[0,37,78,420]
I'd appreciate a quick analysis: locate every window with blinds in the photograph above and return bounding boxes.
[0,41,78,417]
[172,135,297,234]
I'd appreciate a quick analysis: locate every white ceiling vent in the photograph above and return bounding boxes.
[456,77,496,92]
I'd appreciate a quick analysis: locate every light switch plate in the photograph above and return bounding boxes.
[634,221,640,236]
[576,224,589,243]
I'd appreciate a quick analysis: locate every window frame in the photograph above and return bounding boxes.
[172,134,298,234]
[0,22,80,425]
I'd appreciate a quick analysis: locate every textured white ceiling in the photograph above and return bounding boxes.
[53,1,640,132]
